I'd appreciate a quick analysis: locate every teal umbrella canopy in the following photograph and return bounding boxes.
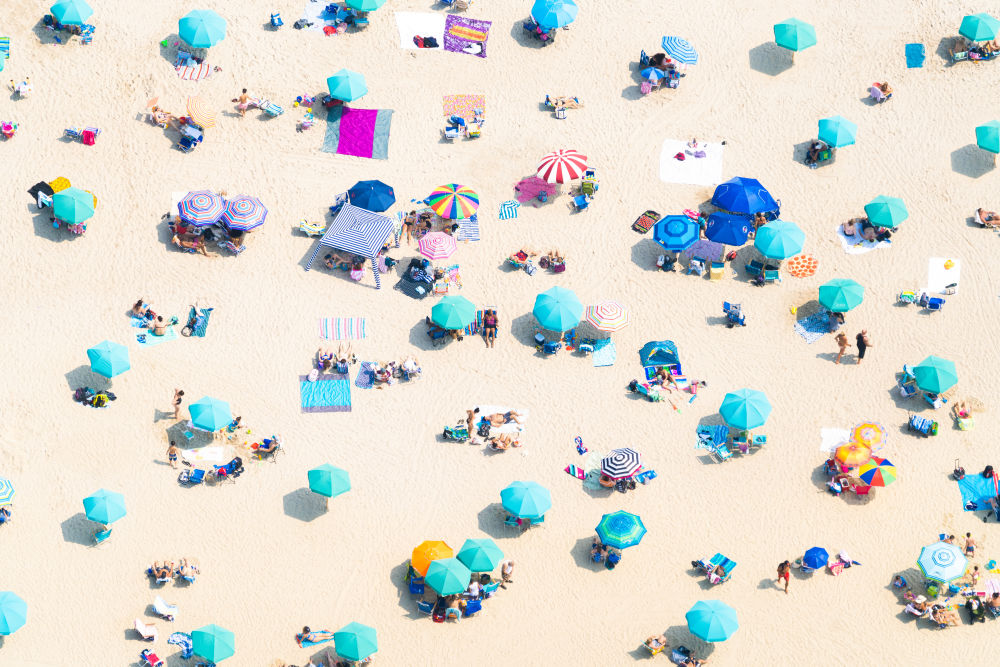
[913,356,958,394]
[188,396,233,431]
[533,286,583,332]
[53,187,95,224]
[976,121,1000,154]
[818,116,857,148]
[500,481,551,519]
[307,464,351,498]
[431,295,476,330]
[0,592,27,636]
[87,340,130,378]
[686,600,739,642]
[51,0,93,25]
[179,10,227,48]
[334,622,378,661]
[531,0,578,30]
[346,0,387,10]
[960,13,1000,42]
[754,221,805,259]
[425,558,472,595]
[863,195,908,228]
[192,624,236,663]
[595,511,647,550]
[83,488,126,525]
[456,538,504,572]
[818,278,865,312]
[327,69,368,102]
[719,389,772,430]
[774,18,816,51]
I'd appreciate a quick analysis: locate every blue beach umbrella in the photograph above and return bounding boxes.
[705,213,751,246]
[595,511,647,550]
[500,481,551,519]
[662,36,698,65]
[531,0,578,30]
[333,622,378,662]
[719,388,772,430]
[87,340,130,379]
[774,18,817,52]
[653,215,700,252]
[711,177,777,214]
[83,488,126,525]
[960,13,1000,42]
[307,464,351,498]
[818,278,865,312]
[192,624,236,663]
[918,542,968,583]
[754,221,805,259]
[533,286,583,332]
[220,195,267,232]
[818,116,858,148]
[348,180,395,212]
[53,187,95,224]
[685,600,738,642]
[51,0,93,25]
[863,195,908,228]
[0,592,27,635]
[188,396,233,432]
[457,538,504,572]
[976,121,1000,154]
[179,10,227,48]
[640,67,668,81]
[327,69,368,102]
[0,477,14,506]
[802,547,829,570]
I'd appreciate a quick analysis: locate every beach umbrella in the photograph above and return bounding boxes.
[863,195,908,228]
[346,0,387,10]
[754,221,805,260]
[653,215,700,252]
[960,13,1000,42]
[584,300,631,332]
[82,488,126,525]
[818,278,865,312]
[0,478,14,506]
[685,600,738,642]
[411,541,453,576]
[683,239,725,262]
[427,184,480,219]
[640,67,668,81]
[850,422,886,448]
[179,10,227,48]
[976,121,1000,154]
[307,464,351,498]
[333,622,377,662]
[774,18,817,52]
[178,190,225,226]
[457,538,504,572]
[834,442,871,467]
[918,542,968,584]
[533,286,583,332]
[220,195,267,232]
[858,456,896,487]
[500,480,551,519]
[348,180,395,212]
[186,96,216,129]
[537,149,588,184]
[418,231,458,261]
[913,356,958,394]
[86,340,130,379]
[51,0,93,25]
[818,116,858,148]
[191,624,235,663]
[531,0,578,30]
[705,213,751,246]
[720,389,772,430]
[0,592,27,635]
[53,186,95,224]
[431,295,476,330]
[638,340,679,369]
[802,547,829,570]
[662,36,698,65]
[600,448,643,480]
[188,396,233,432]
[785,254,819,278]
[425,558,472,596]
[327,69,367,102]
[711,177,777,214]
[596,510,647,550]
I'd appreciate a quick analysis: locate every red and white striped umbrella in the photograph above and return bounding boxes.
[418,231,457,260]
[584,300,631,332]
[536,149,588,183]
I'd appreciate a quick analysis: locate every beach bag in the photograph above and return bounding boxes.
[953,459,965,480]
[73,387,93,403]
[91,393,108,408]
[477,422,491,438]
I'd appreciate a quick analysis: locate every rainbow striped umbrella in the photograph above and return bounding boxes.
[537,149,588,183]
[427,184,479,219]
[220,195,267,231]
[584,300,631,332]
[858,456,896,487]
[186,96,216,129]
[178,190,225,227]
[418,231,457,260]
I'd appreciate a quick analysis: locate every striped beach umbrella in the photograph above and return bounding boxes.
[0,592,27,635]
[178,190,225,226]
[188,396,232,432]
[584,300,631,332]
[596,511,647,550]
[51,0,93,25]
[411,540,453,576]
[220,195,267,231]
[918,542,967,584]
[418,231,457,261]
[83,489,126,525]
[179,9,227,48]
[600,448,642,479]
[186,96,217,129]
[0,478,14,506]
[427,184,479,219]
[661,36,698,65]
[537,149,588,183]
[858,456,896,487]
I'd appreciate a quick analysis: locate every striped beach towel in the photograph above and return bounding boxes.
[0,37,10,61]
[456,215,480,242]
[176,63,212,81]
[319,317,368,340]
[498,200,520,220]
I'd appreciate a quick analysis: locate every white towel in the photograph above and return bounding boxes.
[835,225,890,255]
[927,257,960,294]
[395,12,445,49]
[181,446,226,462]
[659,140,724,186]
[819,428,850,453]
[472,405,528,436]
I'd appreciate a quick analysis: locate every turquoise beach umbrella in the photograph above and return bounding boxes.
[863,195,908,228]
[333,622,378,661]
[976,121,1000,154]
[346,0,386,9]
[86,340,130,378]
[83,488,126,525]
[425,558,472,595]
[327,69,368,102]
[754,221,805,259]
[918,542,967,583]
[960,13,1000,42]
[531,0,578,30]
[457,538,504,572]
[53,187,94,224]
[51,0,93,25]
[595,511,647,550]
[307,464,351,498]
[0,592,27,636]
[179,10,227,48]
[818,116,858,147]
[774,18,817,52]
[192,624,236,663]
[719,389,772,430]
[501,481,551,519]
[188,396,233,432]
[431,295,476,330]
[686,600,738,642]
[913,356,958,394]
[533,286,583,332]
[818,278,865,312]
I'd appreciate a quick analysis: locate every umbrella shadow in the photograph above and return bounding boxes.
[620,85,644,102]
[509,312,541,349]
[32,19,66,45]
[791,140,815,166]
[60,512,97,545]
[748,42,793,76]
[630,239,663,272]
[390,559,428,616]
[282,487,327,522]
[27,203,71,242]
[507,20,550,49]
[408,319,450,352]
[662,624,716,661]
[935,36,959,65]
[476,503,515,540]
[571,536,602,569]
[159,34,205,65]
[165,421,214,449]
[951,144,995,179]
[65,364,107,392]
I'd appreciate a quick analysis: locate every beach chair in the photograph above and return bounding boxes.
[153,596,177,621]
[709,261,725,281]
[907,414,938,437]
[255,99,284,116]
[581,179,597,196]
[0,36,9,63]
[416,600,433,615]
[503,516,521,533]
[463,599,482,616]
[708,442,733,462]
[572,195,590,212]
[687,257,706,276]
[218,240,246,255]
[175,50,194,68]
[445,607,461,621]
[703,553,737,584]
[745,259,765,277]
[898,380,917,398]
[409,576,425,595]
[177,135,197,153]
[93,527,112,545]
[140,649,165,667]
[299,220,327,237]
[482,582,500,598]
[134,619,158,642]
[645,642,665,656]
[353,12,370,27]
[923,392,946,409]
[722,301,746,327]
[80,24,94,44]
[763,268,781,283]
[639,49,650,67]
[270,12,283,28]
[443,126,461,141]
[897,290,917,304]
[850,484,873,502]
[919,292,945,311]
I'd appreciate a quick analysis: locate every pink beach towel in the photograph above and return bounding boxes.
[319,317,368,340]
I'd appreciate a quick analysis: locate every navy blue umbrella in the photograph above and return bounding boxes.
[348,180,396,213]
[711,177,777,215]
[705,213,751,246]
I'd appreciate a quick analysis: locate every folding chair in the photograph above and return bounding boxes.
[270,12,284,28]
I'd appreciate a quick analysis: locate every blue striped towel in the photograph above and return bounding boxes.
[456,215,480,241]
[498,200,520,220]
[319,317,367,340]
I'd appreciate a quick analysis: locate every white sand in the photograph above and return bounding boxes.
[3,0,1000,664]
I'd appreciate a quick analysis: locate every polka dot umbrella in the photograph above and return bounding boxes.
[786,254,819,278]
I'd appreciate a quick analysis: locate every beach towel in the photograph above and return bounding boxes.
[793,311,829,344]
[395,12,445,49]
[472,405,529,437]
[355,362,375,389]
[394,277,431,299]
[186,307,213,337]
[659,140,724,186]
[299,632,336,648]
[168,632,194,659]
[319,317,368,340]
[498,200,520,220]
[565,464,586,480]
[456,215,480,242]
[322,106,394,160]
[443,15,491,58]
[175,63,212,81]
[958,473,999,511]
[836,225,890,254]
[300,373,351,413]
[130,316,148,328]
[906,43,926,68]
[927,257,961,294]
[299,1,341,32]
[181,447,226,463]
[136,326,178,347]
[592,339,617,367]
[0,37,9,62]
[443,95,485,123]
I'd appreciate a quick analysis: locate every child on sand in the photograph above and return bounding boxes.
[166,441,180,468]
[965,532,977,556]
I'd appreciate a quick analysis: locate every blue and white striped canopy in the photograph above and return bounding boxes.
[0,477,14,506]
[306,204,396,287]
[662,36,699,65]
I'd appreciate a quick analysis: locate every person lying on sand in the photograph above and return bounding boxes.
[488,433,520,450]
[296,627,335,647]
[149,561,174,580]
[976,208,1000,228]
[486,410,523,426]
[644,634,667,650]
[177,558,199,578]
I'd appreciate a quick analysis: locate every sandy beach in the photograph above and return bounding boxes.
[4,0,1000,664]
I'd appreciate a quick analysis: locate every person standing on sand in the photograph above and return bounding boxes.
[234,88,250,118]
[777,560,790,594]
[500,559,514,588]
[166,441,180,468]
[834,331,851,364]
[172,389,184,419]
[965,532,977,556]
[855,330,872,364]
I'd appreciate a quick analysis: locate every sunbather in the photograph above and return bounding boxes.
[296,627,336,647]
[975,208,1000,228]
[486,410,523,426]
[840,218,859,236]
[950,37,972,57]
[149,561,174,580]
[488,433,518,450]
[644,634,667,651]
[989,592,1000,609]
[150,315,169,336]
[173,234,210,256]
[930,605,959,627]
[875,81,893,97]
[483,309,498,348]
[177,558,199,579]
[681,657,709,666]
[132,299,151,318]
[400,355,420,374]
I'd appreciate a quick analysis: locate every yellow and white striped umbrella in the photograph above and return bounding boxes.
[186,96,216,129]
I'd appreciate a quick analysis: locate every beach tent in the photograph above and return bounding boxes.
[638,340,680,377]
[304,203,396,288]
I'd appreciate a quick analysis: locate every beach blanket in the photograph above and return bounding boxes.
[472,405,529,437]
[958,473,999,511]
[322,106,394,160]
[443,15,491,58]
[906,43,926,68]
[456,215,480,242]
[355,362,375,389]
[818,428,850,453]
[300,634,336,648]
[181,446,226,463]
[793,312,829,344]
[927,257,961,294]
[592,339,617,367]
[168,632,194,659]
[319,317,368,340]
[394,277,432,299]
[136,326,178,347]
[659,140,724,186]
[395,12,445,49]
[300,373,351,413]
[130,316,147,328]
[0,37,10,61]
[175,63,212,81]
[186,307,213,337]
[836,226,890,254]
[299,1,341,32]
[443,95,485,123]
[498,200,520,220]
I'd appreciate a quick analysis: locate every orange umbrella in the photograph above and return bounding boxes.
[786,254,819,278]
[411,540,453,576]
[48,176,71,193]
[187,96,217,129]
[834,442,872,467]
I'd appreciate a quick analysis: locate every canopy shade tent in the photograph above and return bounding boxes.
[638,340,679,369]
[304,204,397,288]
